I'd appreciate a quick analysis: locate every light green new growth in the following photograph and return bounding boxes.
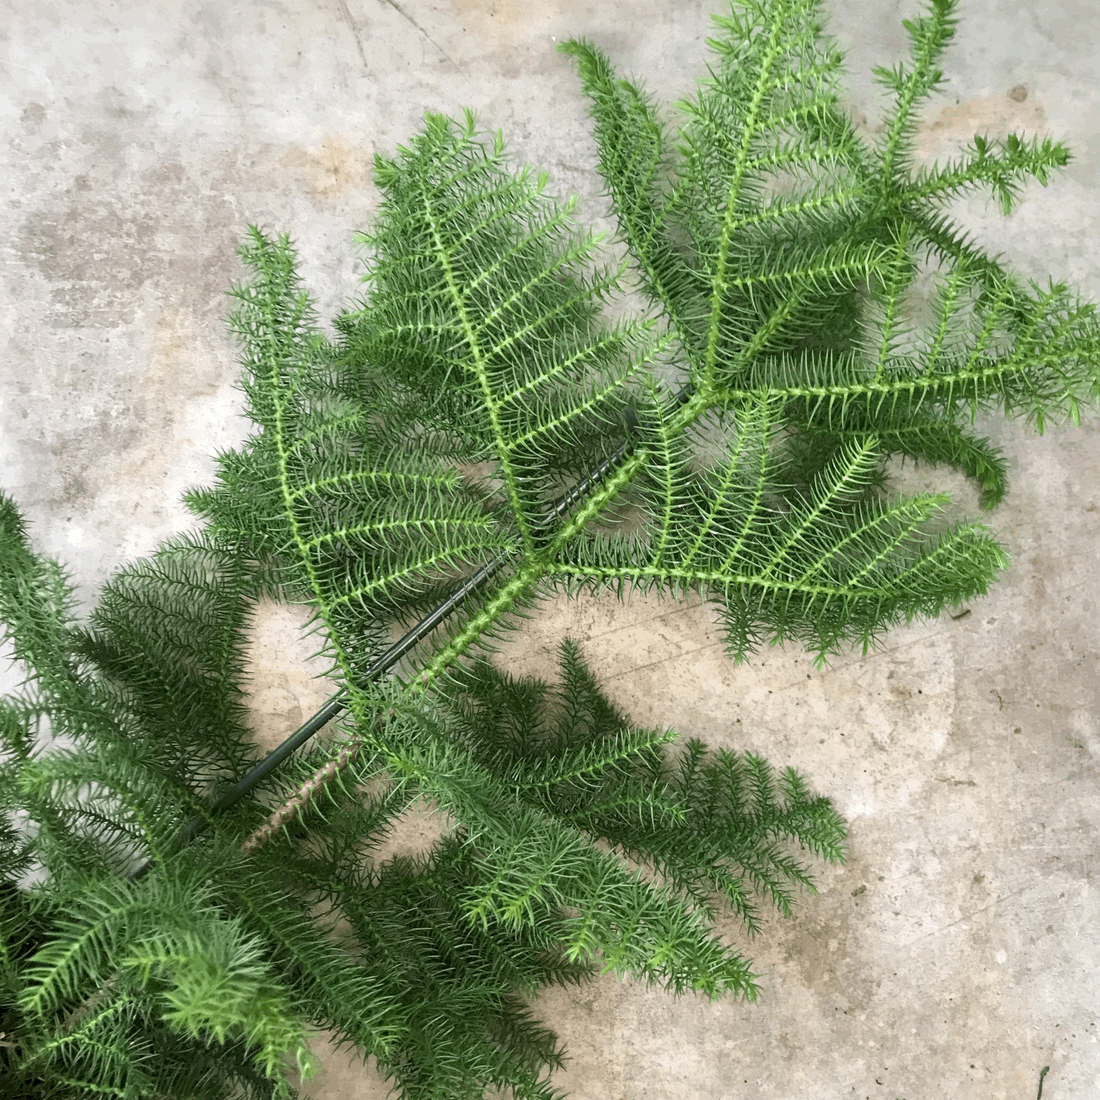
[2,1,1097,1097]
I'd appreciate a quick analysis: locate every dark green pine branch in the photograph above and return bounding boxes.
[3,1,1099,1098]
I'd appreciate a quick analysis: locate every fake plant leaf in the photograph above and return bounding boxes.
[438,639,845,936]
[336,108,669,543]
[554,0,1096,658]
[185,0,1097,1004]
[190,0,1099,685]
[188,225,523,683]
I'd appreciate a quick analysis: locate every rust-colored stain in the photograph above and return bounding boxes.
[852,86,1049,163]
[279,136,374,199]
[924,89,1046,141]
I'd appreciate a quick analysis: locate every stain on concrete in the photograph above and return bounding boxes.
[20,101,47,129]
[925,88,1047,143]
[279,137,374,200]
[849,83,1050,161]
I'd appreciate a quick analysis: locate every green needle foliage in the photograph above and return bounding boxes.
[2,0,1097,1097]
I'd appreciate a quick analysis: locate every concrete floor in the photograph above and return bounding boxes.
[2,0,1099,1097]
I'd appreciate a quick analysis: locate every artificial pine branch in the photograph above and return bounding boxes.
[3,1,1098,1097]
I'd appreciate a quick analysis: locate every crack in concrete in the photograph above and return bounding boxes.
[377,0,460,70]
[337,0,369,73]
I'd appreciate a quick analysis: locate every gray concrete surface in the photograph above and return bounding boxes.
[2,1,1099,1097]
